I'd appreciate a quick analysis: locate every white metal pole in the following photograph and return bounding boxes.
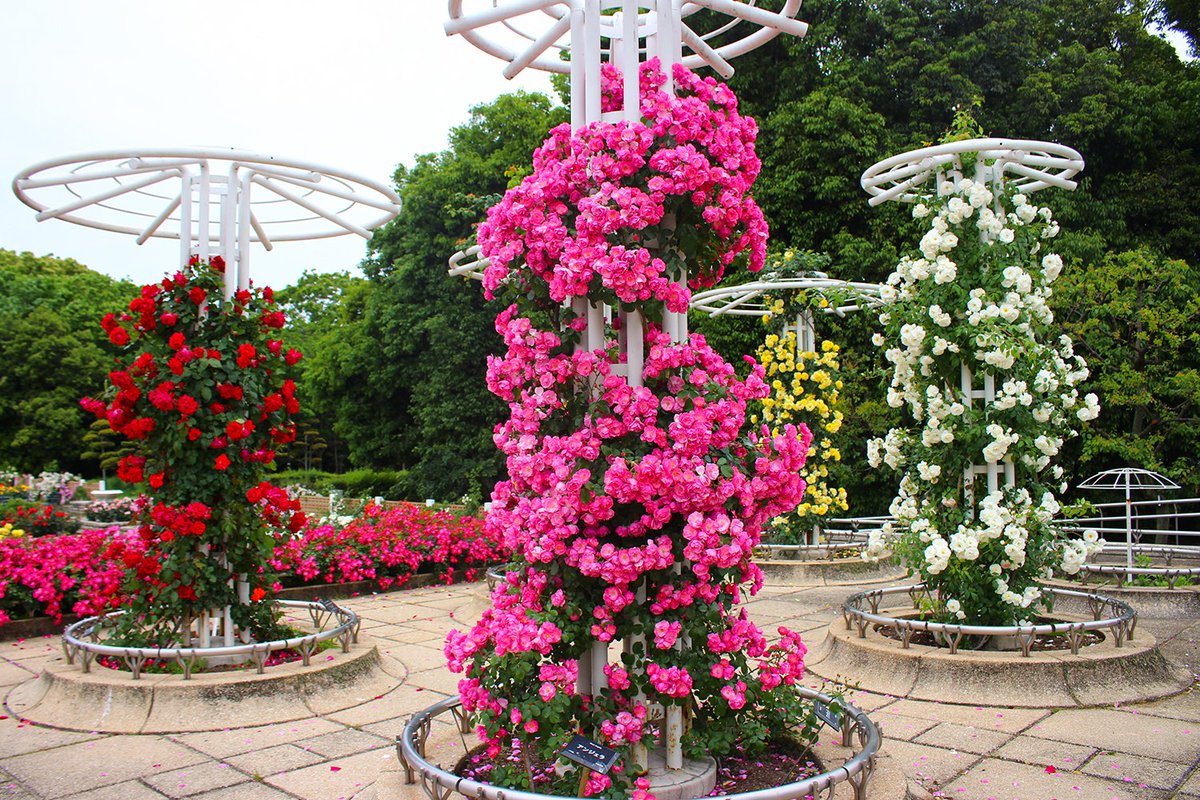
[238,171,253,292]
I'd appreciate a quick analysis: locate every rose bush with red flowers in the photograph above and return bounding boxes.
[82,257,305,645]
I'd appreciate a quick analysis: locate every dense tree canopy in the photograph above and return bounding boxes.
[0,250,133,472]
[309,91,568,500]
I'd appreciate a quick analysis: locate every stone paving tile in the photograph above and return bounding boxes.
[0,661,36,688]
[1177,767,1200,795]
[327,687,452,728]
[913,721,1013,755]
[224,743,326,777]
[1122,687,1200,722]
[185,783,296,800]
[3,736,207,799]
[867,709,938,741]
[0,718,102,759]
[882,698,1050,734]
[58,781,168,800]
[1079,751,1192,791]
[881,738,981,792]
[295,728,389,759]
[170,719,343,759]
[404,667,460,694]
[142,763,245,798]
[0,767,38,800]
[993,736,1095,770]
[940,757,1166,800]
[266,748,394,800]
[1025,708,1200,762]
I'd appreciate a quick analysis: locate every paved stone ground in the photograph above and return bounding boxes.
[0,579,1196,800]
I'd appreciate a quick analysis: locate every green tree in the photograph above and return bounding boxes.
[275,269,365,472]
[0,250,134,472]
[1053,248,1200,490]
[329,91,568,499]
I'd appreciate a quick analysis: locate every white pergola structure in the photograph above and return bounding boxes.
[691,272,884,351]
[861,138,1084,502]
[13,148,401,299]
[1079,468,1182,570]
[12,147,400,651]
[446,0,808,775]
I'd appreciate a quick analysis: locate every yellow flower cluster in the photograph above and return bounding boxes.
[752,334,849,524]
[0,523,26,541]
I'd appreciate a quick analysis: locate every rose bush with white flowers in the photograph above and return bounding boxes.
[864,174,1102,626]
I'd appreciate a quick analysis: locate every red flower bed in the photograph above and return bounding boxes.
[0,504,508,628]
[269,502,507,591]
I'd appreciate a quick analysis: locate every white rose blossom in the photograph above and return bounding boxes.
[869,177,1102,625]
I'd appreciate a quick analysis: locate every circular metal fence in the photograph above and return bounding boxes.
[842,584,1137,656]
[399,687,881,800]
[62,599,360,679]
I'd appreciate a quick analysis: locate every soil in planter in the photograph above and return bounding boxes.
[454,736,822,796]
[95,630,339,675]
[874,619,1104,652]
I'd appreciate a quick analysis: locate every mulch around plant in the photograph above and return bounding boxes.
[874,619,1104,651]
[455,737,822,796]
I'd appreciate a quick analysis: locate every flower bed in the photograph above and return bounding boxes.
[0,503,505,631]
[268,502,505,590]
[0,500,80,537]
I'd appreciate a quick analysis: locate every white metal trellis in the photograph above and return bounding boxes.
[13,148,401,298]
[12,147,400,651]
[447,0,809,775]
[862,138,1084,504]
[861,138,1084,207]
[1079,468,1182,571]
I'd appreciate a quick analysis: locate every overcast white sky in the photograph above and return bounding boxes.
[0,1,555,289]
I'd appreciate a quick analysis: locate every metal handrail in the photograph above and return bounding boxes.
[62,599,360,679]
[841,584,1137,656]
[399,688,881,800]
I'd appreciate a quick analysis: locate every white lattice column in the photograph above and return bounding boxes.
[446,0,809,776]
[861,139,1084,513]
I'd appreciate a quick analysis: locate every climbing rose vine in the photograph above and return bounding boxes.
[863,176,1102,626]
[751,251,850,542]
[478,59,768,315]
[446,61,816,798]
[82,257,305,644]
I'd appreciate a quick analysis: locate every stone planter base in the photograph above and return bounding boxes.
[806,611,1192,708]
[754,558,905,586]
[4,633,402,734]
[1046,577,1200,619]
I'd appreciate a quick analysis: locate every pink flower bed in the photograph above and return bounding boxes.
[268,503,506,590]
[0,504,505,628]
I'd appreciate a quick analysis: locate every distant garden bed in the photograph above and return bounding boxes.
[0,500,506,633]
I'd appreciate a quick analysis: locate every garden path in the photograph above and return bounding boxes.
[0,579,1195,800]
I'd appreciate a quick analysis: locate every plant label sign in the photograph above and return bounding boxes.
[813,700,842,731]
[561,735,619,774]
[318,598,339,614]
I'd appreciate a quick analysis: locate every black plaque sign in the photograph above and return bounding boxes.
[813,700,843,731]
[561,734,619,774]
[319,598,339,613]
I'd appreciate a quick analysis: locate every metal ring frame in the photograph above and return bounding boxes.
[841,584,1137,657]
[445,0,807,78]
[13,148,401,245]
[756,542,866,562]
[860,138,1084,207]
[1078,559,1200,590]
[61,599,360,680]
[398,688,881,800]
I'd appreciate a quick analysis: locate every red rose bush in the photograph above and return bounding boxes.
[82,257,305,645]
